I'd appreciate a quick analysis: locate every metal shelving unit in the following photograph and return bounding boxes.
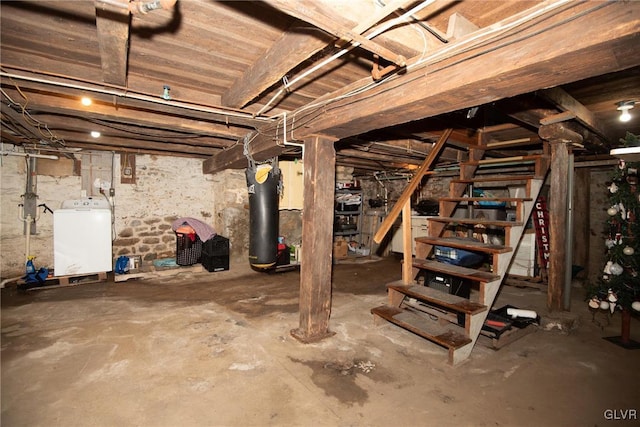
[334,188,362,244]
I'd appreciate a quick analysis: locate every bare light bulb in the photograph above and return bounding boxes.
[90,131,101,138]
[81,97,92,106]
[617,101,635,122]
[620,110,632,122]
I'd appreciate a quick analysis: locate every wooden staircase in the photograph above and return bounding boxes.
[372,148,549,365]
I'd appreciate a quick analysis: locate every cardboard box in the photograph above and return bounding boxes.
[333,240,348,259]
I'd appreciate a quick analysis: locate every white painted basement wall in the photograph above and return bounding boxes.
[0,153,249,278]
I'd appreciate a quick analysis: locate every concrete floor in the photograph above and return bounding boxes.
[2,256,639,427]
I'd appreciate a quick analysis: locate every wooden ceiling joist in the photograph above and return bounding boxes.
[0,87,249,140]
[95,0,131,87]
[221,21,334,109]
[262,0,417,66]
[309,2,639,139]
[540,87,612,142]
[44,118,232,148]
[204,1,640,174]
[337,148,424,166]
[52,130,219,156]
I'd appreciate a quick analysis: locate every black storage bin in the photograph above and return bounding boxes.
[276,245,290,266]
[422,272,471,299]
[201,235,230,272]
[419,271,471,326]
[202,254,229,272]
[202,235,229,255]
[176,232,202,266]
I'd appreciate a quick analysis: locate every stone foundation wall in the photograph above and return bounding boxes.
[113,216,178,262]
[1,149,612,281]
[0,152,249,277]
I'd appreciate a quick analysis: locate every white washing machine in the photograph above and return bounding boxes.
[53,198,113,276]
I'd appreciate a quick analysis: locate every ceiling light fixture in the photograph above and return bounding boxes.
[90,131,101,138]
[610,146,640,162]
[81,97,92,106]
[617,100,635,122]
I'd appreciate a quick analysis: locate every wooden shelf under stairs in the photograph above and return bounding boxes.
[372,151,549,365]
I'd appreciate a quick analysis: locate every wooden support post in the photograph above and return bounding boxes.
[401,200,413,284]
[291,135,337,343]
[539,123,582,312]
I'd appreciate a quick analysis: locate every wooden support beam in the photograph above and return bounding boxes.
[222,21,333,109]
[540,87,611,141]
[204,131,286,173]
[94,0,131,87]
[481,123,522,134]
[297,2,639,140]
[539,111,576,126]
[262,0,413,67]
[486,137,540,148]
[539,123,583,312]
[204,1,638,172]
[291,135,337,343]
[337,148,424,165]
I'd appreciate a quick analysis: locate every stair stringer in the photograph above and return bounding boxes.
[450,177,546,364]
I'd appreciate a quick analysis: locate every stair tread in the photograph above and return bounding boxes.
[412,258,499,283]
[414,236,512,254]
[371,305,471,349]
[428,217,523,227]
[388,283,487,315]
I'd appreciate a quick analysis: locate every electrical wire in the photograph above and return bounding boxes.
[86,118,210,139]
[12,84,57,140]
[1,85,68,147]
[276,0,602,141]
[3,80,221,152]
[408,0,576,71]
[405,9,429,64]
[0,67,272,122]
[1,111,40,140]
[255,0,438,117]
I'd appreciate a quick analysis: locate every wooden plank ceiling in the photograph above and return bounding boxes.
[1,0,639,173]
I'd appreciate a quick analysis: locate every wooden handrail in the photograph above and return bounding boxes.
[373,128,452,244]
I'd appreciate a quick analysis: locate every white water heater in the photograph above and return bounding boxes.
[53,198,112,276]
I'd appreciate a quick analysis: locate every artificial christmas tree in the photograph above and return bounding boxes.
[588,132,640,349]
